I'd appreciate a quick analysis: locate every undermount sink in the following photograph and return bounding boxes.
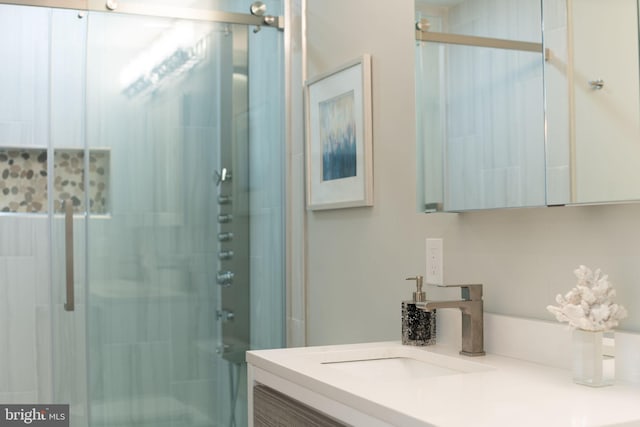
[323,357,463,380]
[309,344,492,382]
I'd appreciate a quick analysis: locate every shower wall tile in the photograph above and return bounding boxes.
[134,342,171,396]
[49,306,88,427]
[97,341,171,400]
[0,392,37,404]
[93,298,171,345]
[0,148,110,214]
[87,219,112,282]
[147,126,183,216]
[86,323,105,402]
[441,0,545,210]
[49,219,66,305]
[54,149,110,214]
[190,269,217,303]
[187,249,217,303]
[68,404,88,427]
[91,396,182,427]
[184,225,219,261]
[0,149,47,213]
[0,216,51,401]
[0,257,37,393]
[91,340,172,416]
[447,0,540,42]
[249,33,286,350]
[30,217,51,307]
[170,379,217,426]
[249,252,267,350]
[170,298,216,382]
[35,304,53,403]
[215,358,248,427]
[90,341,176,426]
[0,123,35,148]
[98,343,133,399]
[72,218,87,303]
[0,5,50,148]
[0,216,33,256]
[182,127,218,227]
[250,207,285,350]
[50,10,86,151]
[0,258,9,393]
[215,363,231,426]
[52,303,88,411]
[234,394,248,427]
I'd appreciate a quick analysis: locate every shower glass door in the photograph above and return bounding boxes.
[80,7,284,427]
[0,2,284,427]
[85,12,232,427]
[49,7,90,426]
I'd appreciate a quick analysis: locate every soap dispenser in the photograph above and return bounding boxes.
[402,276,436,346]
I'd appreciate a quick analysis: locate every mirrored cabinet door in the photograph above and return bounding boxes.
[416,0,640,212]
[547,0,640,205]
[415,0,546,212]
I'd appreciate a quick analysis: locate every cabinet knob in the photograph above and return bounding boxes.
[588,79,604,90]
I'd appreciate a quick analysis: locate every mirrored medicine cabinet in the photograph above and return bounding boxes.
[415,0,640,212]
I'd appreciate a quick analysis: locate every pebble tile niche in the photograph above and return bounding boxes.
[0,148,110,214]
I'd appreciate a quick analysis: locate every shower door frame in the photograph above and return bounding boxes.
[0,0,283,28]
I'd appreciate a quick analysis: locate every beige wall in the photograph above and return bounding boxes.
[303,0,640,346]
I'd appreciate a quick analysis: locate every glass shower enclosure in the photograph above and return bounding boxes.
[0,2,284,427]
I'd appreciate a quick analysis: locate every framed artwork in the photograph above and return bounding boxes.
[305,54,373,210]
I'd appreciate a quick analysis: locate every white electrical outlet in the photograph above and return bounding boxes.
[425,238,443,285]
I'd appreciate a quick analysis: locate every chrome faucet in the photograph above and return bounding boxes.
[421,284,485,357]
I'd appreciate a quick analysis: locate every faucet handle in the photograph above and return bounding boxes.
[436,284,483,301]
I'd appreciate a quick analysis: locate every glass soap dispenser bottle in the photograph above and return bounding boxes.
[402,275,436,346]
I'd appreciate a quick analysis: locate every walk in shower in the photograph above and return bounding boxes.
[0,1,285,426]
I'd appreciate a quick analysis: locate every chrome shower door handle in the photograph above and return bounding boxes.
[64,201,75,311]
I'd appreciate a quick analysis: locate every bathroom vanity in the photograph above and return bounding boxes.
[247,314,640,426]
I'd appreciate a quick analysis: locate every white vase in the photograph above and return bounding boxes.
[572,329,615,387]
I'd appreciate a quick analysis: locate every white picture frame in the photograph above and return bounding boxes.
[305,54,373,210]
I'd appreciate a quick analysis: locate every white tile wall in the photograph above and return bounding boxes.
[35,304,53,403]
[0,391,37,404]
[32,218,51,307]
[51,303,88,418]
[50,10,86,150]
[0,5,49,148]
[0,6,79,405]
[0,219,51,402]
[0,217,34,256]
[6,257,37,392]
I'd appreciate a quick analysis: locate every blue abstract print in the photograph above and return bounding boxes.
[319,91,357,181]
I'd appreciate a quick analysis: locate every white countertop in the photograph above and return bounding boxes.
[247,341,640,427]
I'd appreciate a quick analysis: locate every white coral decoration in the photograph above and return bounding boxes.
[546,265,627,331]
